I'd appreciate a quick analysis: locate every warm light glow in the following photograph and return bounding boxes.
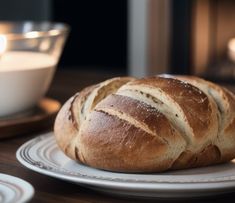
[49,29,60,36]
[0,35,7,55]
[228,38,235,62]
[24,31,40,38]
[39,39,50,51]
[228,38,235,52]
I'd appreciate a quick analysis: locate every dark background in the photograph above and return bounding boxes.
[51,0,192,74]
[52,0,127,72]
[1,0,221,76]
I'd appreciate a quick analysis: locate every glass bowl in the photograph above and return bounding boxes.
[0,21,69,117]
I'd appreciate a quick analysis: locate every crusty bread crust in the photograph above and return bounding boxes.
[54,76,235,172]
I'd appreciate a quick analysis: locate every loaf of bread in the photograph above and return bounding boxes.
[54,75,235,172]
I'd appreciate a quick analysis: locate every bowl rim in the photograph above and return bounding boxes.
[0,21,70,40]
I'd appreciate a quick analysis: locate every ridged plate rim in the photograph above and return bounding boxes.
[16,132,235,198]
[0,173,34,203]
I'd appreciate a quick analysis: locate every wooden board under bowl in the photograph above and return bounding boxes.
[0,98,61,139]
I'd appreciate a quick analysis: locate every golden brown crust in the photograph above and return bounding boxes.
[79,111,175,172]
[54,84,99,160]
[54,95,79,160]
[119,76,219,153]
[54,75,235,173]
[54,77,133,161]
[129,77,216,141]
[172,145,221,170]
[171,75,235,161]
[95,94,185,147]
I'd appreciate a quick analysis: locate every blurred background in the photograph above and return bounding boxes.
[1,0,235,81]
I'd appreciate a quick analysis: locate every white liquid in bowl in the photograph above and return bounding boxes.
[0,51,57,117]
[0,51,56,71]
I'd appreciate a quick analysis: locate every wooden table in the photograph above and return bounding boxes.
[1,70,235,203]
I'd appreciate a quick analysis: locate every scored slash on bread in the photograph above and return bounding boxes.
[54,75,235,172]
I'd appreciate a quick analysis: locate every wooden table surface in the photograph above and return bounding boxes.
[1,70,235,203]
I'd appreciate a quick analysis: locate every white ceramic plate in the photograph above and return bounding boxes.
[0,173,34,203]
[16,132,235,198]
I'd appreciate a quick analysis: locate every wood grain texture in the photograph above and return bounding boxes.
[0,98,60,139]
